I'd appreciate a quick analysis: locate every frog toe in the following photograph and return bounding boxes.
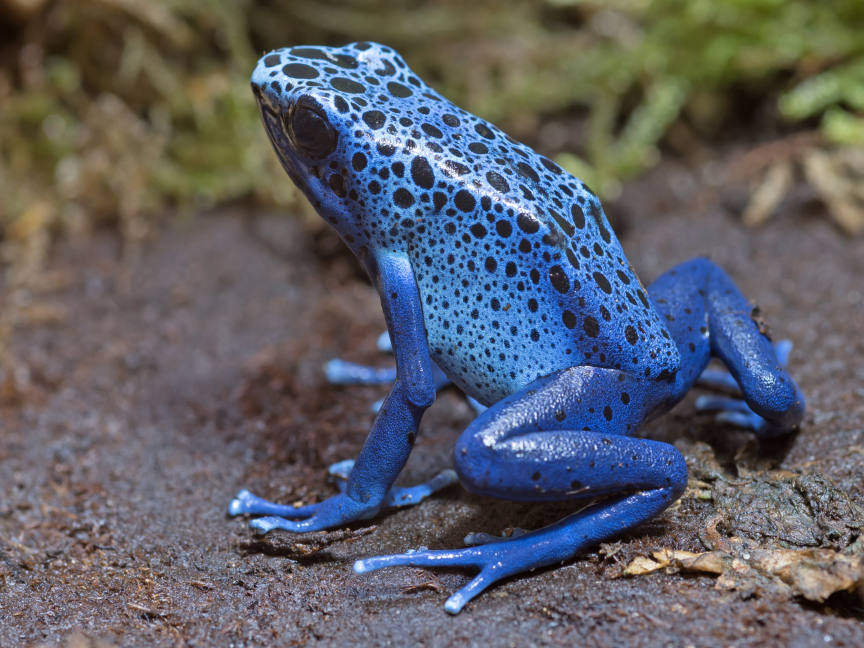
[695,395,766,432]
[463,527,527,546]
[384,470,459,508]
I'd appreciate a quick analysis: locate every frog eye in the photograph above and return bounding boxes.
[285,104,337,159]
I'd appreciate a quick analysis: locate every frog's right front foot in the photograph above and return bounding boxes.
[230,459,459,534]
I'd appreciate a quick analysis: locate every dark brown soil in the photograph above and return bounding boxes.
[1,153,863,647]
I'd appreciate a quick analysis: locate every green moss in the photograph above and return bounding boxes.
[1,0,862,230]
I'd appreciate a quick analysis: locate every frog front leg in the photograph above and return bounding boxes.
[229,252,441,532]
[355,366,688,613]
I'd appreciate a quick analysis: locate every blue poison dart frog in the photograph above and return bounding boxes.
[230,42,805,614]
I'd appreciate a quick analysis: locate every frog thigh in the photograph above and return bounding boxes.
[453,365,683,503]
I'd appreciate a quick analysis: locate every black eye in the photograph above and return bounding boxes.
[286,105,337,159]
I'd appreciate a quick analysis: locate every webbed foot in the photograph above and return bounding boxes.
[354,520,576,614]
[695,395,767,432]
[230,459,459,533]
[695,339,794,432]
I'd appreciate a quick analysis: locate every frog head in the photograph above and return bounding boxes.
[251,42,438,249]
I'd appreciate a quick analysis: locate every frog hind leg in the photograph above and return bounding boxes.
[354,365,688,613]
[648,257,805,437]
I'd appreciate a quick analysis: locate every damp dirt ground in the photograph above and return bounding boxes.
[1,152,863,648]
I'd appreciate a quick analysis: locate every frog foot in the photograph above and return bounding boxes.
[229,460,459,533]
[695,395,767,432]
[697,339,792,392]
[463,527,527,546]
[354,523,572,614]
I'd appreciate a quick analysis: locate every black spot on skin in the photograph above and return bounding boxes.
[377,142,397,157]
[638,290,650,308]
[588,202,612,243]
[518,239,531,253]
[621,392,630,404]
[542,229,565,247]
[603,406,613,421]
[474,123,495,139]
[291,48,358,70]
[434,192,447,210]
[530,329,540,342]
[328,173,346,198]
[330,78,366,94]
[334,96,349,113]
[393,188,415,208]
[528,298,538,312]
[422,123,443,138]
[562,311,577,329]
[444,222,456,235]
[454,190,476,212]
[485,257,497,272]
[570,479,582,489]
[505,262,517,277]
[282,63,319,79]
[333,54,359,70]
[531,472,541,481]
[583,316,600,338]
[688,342,696,352]
[566,248,580,270]
[374,58,396,76]
[530,269,540,284]
[548,265,569,294]
[625,325,638,345]
[410,157,434,189]
[408,431,415,445]
[486,171,510,193]
[555,410,567,422]
[540,157,564,174]
[362,110,386,129]
[616,270,631,284]
[470,223,488,238]
[387,81,412,98]
[549,210,575,236]
[517,162,540,183]
[593,272,612,294]
[517,213,540,234]
[571,204,586,229]
[392,162,404,177]
[442,114,460,127]
[495,220,512,238]
[600,306,611,321]
[443,160,470,177]
[468,142,488,154]
[264,55,281,67]
[291,47,328,59]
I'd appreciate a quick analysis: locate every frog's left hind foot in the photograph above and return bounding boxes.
[229,459,458,530]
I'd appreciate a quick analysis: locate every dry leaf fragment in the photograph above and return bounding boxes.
[617,541,864,602]
[743,160,793,227]
[802,148,864,235]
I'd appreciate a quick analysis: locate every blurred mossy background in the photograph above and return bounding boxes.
[1,0,863,358]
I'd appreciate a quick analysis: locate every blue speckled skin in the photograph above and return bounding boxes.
[229,42,805,613]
